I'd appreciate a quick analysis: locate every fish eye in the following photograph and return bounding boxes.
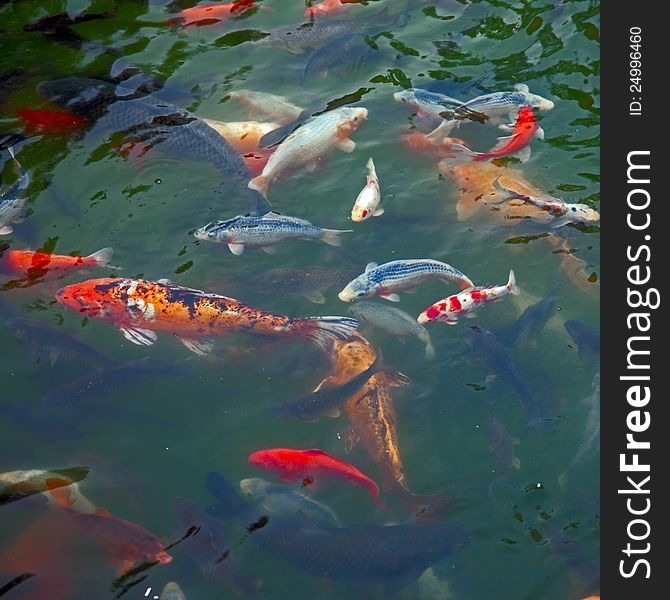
[571,207,577,212]
[353,116,358,122]
[357,291,365,297]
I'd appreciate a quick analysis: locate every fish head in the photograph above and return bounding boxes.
[393,89,418,110]
[417,300,446,325]
[56,278,129,320]
[193,219,235,243]
[331,335,377,377]
[338,274,375,302]
[526,92,555,111]
[248,449,276,469]
[570,204,600,223]
[239,477,270,499]
[336,107,368,137]
[350,203,372,222]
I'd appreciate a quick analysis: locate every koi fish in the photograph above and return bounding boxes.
[418,270,519,325]
[306,0,350,18]
[55,278,358,355]
[239,477,341,527]
[201,119,279,154]
[326,335,449,517]
[160,582,186,600]
[485,417,520,501]
[248,106,367,199]
[17,108,87,134]
[441,107,543,164]
[492,176,600,227]
[174,0,261,27]
[400,131,470,161]
[351,157,383,222]
[0,247,113,281]
[248,447,383,507]
[393,88,482,129]
[194,212,352,255]
[0,147,29,235]
[0,467,89,507]
[227,90,304,125]
[564,320,600,360]
[349,301,435,359]
[339,259,474,303]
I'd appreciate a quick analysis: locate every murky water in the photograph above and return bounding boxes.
[0,1,599,599]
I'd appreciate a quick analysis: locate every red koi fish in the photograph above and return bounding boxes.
[55,278,358,355]
[306,0,353,18]
[174,0,261,27]
[400,131,470,161]
[440,107,543,164]
[18,108,87,134]
[418,270,519,325]
[0,248,113,281]
[248,447,382,507]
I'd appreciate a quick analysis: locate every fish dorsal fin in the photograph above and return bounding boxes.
[95,507,113,519]
[301,449,331,459]
[46,478,73,509]
[365,262,378,272]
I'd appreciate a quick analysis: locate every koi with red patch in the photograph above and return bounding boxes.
[175,0,261,27]
[418,270,519,325]
[0,247,113,281]
[55,278,358,355]
[248,447,383,507]
[306,0,359,18]
[440,107,543,165]
[17,108,87,134]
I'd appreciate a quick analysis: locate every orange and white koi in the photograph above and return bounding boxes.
[305,0,350,18]
[174,0,260,27]
[418,270,519,325]
[351,157,383,222]
[202,119,279,154]
[440,107,543,165]
[56,278,358,355]
[0,247,113,280]
[227,90,303,125]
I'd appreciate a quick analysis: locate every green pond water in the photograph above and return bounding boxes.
[0,1,599,598]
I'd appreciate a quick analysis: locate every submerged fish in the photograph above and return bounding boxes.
[328,335,448,516]
[349,301,435,359]
[56,278,358,354]
[564,320,600,359]
[38,77,270,216]
[485,417,520,501]
[0,147,29,235]
[495,295,557,347]
[239,477,341,527]
[246,266,357,304]
[172,498,262,594]
[340,259,474,303]
[441,107,544,164]
[492,176,600,227]
[546,525,600,597]
[248,106,367,199]
[18,108,88,134]
[0,247,113,281]
[271,351,405,420]
[462,325,547,427]
[160,582,185,600]
[207,471,470,587]
[227,90,304,125]
[0,467,89,507]
[174,0,261,27]
[306,0,350,18]
[351,157,383,222]
[558,372,600,489]
[201,119,279,154]
[7,317,118,369]
[418,270,519,325]
[41,359,189,407]
[248,447,383,507]
[194,212,352,255]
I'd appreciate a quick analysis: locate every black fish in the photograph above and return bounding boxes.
[564,320,600,360]
[206,472,469,590]
[7,317,119,370]
[496,296,557,347]
[463,325,549,427]
[172,498,262,595]
[38,77,271,216]
[485,417,520,502]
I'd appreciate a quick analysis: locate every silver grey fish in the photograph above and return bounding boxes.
[160,582,185,600]
[239,477,341,528]
[7,317,119,370]
[246,266,357,304]
[349,301,435,359]
[194,212,352,255]
[0,148,29,235]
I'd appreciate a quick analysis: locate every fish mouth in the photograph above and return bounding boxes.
[338,290,353,302]
[392,92,405,103]
[417,313,429,325]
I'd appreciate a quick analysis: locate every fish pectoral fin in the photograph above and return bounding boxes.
[156,278,172,285]
[261,245,277,254]
[383,370,411,387]
[512,456,522,469]
[498,123,515,132]
[337,138,356,153]
[179,337,213,356]
[313,375,337,393]
[325,408,341,418]
[303,290,326,304]
[118,326,158,346]
[228,243,246,255]
[372,207,385,217]
[49,351,59,368]
[380,293,401,302]
[535,126,545,140]
[365,262,378,272]
[550,215,572,228]
[516,145,531,163]
[426,120,455,142]
[0,225,14,235]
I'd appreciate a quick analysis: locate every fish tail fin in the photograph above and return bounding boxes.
[300,316,358,353]
[46,478,75,509]
[398,489,453,521]
[424,336,435,360]
[86,247,115,268]
[438,144,479,166]
[320,228,353,247]
[366,156,376,175]
[507,269,519,295]
[206,471,247,515]
[248,175,269,199]
[0,132,26,152]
